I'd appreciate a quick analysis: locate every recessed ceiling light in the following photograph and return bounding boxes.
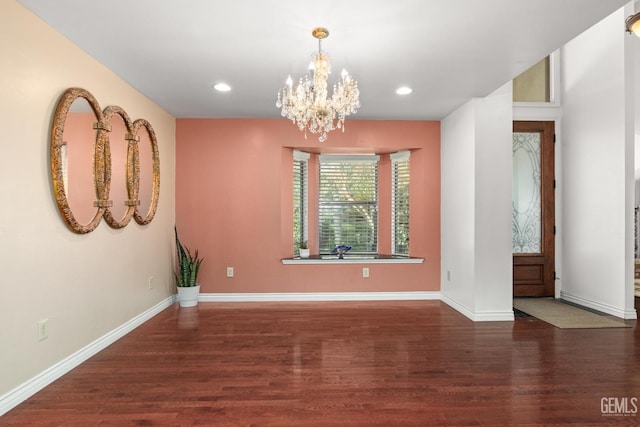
[213,83,231,92]
[396,86,413,95]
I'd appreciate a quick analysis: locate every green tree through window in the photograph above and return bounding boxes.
[318,155,379,254]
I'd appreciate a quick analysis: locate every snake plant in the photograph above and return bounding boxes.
[174,227,203,287]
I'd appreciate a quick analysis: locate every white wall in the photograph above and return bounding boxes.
[474,83,514,315]
[636,0,640,257]
[441,101,476,313]
[0,0,177,403]
[636,1,640,170]
[441,82,513,321]
[560,6,636,318]
[635,1,640,210]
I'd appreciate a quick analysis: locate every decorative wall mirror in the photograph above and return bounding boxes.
[50,87,160,233]
[132,118,160,225]
[51,87,109,234]
[101,105,137,229]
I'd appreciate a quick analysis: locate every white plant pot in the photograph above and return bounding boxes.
[299,248,310,258]
[177,284,200,308]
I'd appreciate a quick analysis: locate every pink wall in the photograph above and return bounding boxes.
[176,119,440,293]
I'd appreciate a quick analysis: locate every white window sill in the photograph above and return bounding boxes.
[282,255,424,265]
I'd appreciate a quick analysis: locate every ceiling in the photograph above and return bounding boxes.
[18,0,628,121]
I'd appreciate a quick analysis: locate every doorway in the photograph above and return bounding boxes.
[513,121,555,297]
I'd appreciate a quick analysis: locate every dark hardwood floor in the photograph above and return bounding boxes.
[3,301,639,426]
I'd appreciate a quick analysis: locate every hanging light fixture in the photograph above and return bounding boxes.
[276,27,360,142]
[626,12,640,36]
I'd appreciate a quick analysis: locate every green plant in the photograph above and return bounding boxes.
[299,240,308,249]
[174,227,203,288]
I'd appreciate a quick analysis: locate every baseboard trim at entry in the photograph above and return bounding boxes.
[561,292,637,320]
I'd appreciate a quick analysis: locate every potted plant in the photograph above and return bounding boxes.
[299,240,310,258]
[174,227,203,307]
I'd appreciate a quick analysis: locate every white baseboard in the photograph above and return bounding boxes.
[560,291,637,320]
[199,291,441,302]
[0,296,176,417]
[441,295,515,321]
[202,292,513,321]
[473,310,515,321]
[440,295,474,320]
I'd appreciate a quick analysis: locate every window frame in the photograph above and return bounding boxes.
[391,150,410,256]
[293,150,310,255]
[513,50,561,109]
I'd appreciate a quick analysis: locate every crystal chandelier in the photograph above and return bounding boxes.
[276,27,360,142]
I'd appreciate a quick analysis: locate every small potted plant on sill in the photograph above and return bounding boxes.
[175,227,203,308]
[299,241,310,258]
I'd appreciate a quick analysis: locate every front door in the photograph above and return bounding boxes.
[513,121,555,297]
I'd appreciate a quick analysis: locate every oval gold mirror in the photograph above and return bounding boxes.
[102,105,137,229]
[51,88,108,234]
[133,118,160,225]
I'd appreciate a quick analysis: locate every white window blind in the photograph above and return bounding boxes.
[318,155,379,254]
[293,150,309,255]
[391,151,410,255]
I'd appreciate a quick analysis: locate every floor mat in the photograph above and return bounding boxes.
[513,298,631,329]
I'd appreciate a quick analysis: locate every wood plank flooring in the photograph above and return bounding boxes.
[2,301,639,426]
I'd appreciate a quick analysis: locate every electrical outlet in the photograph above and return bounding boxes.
[226,267,234,278]
[362,267,369,278]
[38,318,48,341]
[148,276,154,289]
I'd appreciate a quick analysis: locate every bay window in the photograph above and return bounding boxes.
[292,150,411,257]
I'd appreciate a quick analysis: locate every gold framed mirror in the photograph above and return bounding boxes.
[51,88,160,232]
[132,118,160,225]
[101,105,137,229]
[51,87,110,234]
